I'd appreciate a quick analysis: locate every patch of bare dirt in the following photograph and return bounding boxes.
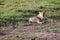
[0,25,60,40]
[0,19,60,40]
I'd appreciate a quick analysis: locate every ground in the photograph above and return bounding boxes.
[0,19,60,40]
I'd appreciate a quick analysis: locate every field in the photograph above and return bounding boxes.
[0,0,60,26]
[0,0,60,40]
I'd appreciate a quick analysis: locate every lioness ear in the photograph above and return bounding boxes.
[38,12,43,14]
[43,11,46,16]
[38,11,41,13]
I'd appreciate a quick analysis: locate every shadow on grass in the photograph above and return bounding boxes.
[16,9,41,13]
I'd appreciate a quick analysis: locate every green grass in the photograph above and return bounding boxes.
[0,0,60,26]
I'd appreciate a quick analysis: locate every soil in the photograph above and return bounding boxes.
[0,19,60,40]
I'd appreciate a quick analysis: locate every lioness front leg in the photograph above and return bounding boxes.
[36,21,43,24]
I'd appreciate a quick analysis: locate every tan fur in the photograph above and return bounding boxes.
[29,11,47,24]
[37,12,45,20]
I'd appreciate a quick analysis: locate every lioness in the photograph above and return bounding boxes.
[29,11,47,24]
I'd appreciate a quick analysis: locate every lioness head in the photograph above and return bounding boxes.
[37,11,45,20]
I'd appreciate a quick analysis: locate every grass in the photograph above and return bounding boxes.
[0,0,60,26]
